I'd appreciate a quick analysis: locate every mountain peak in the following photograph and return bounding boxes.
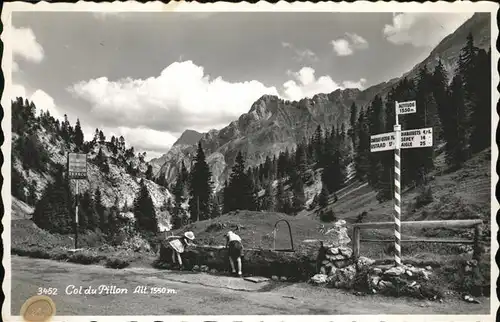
[173,129,203,147]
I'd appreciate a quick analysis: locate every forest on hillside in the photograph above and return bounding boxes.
[11,96,162,244]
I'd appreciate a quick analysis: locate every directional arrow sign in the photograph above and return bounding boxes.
[370,132,396,152]
[400,127,433,149]
[396,101,416,115]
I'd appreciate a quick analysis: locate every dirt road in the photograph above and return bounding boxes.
[9,256,490,315]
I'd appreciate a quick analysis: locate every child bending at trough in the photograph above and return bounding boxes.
[167,231,196,270]
[225,231,243,277]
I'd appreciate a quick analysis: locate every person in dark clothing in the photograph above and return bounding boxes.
[225,231,243,277]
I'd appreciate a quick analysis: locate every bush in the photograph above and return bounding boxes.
[105,258,130,269]
[319,209,336,223]
[415,186,433,209]
[68,251,105,265]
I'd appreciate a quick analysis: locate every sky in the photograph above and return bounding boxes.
[10,11,474,160]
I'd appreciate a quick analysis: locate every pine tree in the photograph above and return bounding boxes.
[291,174,306,214]
[95,188,107,232]
[188,142,213,221]
[32,166,73,234]
[224,151,256,212]
[134,180,158,233]
[318,185,329,208]
[311,125,324,166]
[432,58,451,143]
[447,75,468,169]
[145,165,153,181]
[350,102,358,145]
[295,143,308,180]
[74,118,84,148]
[354,110,370,180]
[79,190,96,231]
[469,48,491,153]
[261,181,275,211]
[367,95,384,188]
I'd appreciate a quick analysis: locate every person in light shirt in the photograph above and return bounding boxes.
[167,231,195,270]
[225,231,243,277]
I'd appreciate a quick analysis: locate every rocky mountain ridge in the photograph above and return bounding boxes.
[153,13,491,192]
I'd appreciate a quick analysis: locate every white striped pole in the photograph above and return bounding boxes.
[394,102,402,266]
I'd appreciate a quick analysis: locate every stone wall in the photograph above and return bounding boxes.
[157,239,323,281]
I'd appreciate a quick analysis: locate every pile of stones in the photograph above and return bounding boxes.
[365,263,438,299]
[310,220,358,289]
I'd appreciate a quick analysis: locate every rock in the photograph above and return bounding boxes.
[334,219,347,227]
[370,276,381,288]
[209,268,217,274]
[280,276,287,282]
[330,265,356,289]
[192,265,200,272]
[320,266,327,275]
[377,280,394,292]
[405,270,413,277]
[370,267,383,275]
[321,260,330,265]
[425,266,432,271]
[200,265,209,272]
[356,256,375,270]
[324,223,351,248]
[421,271,430,280]
[333,260,350,269]
[328,266,338,277]
[310,274,328,285]
[327,247,340,255]
[384,266,406,276]
[338,246,353,258]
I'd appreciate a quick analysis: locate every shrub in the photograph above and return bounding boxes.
[105,258,130,269]
[319,209,337,223]
[68,252,105,265]
[415,186,433,209]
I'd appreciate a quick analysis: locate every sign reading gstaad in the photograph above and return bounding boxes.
[68,153,87,179]
[396,101,416,115]
[370,132,396,152]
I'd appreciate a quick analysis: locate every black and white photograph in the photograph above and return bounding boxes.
[1,1,499,320]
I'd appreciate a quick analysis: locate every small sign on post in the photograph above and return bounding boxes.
[67,153,87,250]
[68,153,88,179]
[396,100,416,115]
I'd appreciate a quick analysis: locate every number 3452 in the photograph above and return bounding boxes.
[37,287,58,296]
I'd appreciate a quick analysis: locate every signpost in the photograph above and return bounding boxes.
[370,101,433,266]
[67,153,88,250]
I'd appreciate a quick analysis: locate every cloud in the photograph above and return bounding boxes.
[68,60,281,133]
[345,33,369,49]
[343,78,367,89]
[11,84,63,121]
[331,39,353,56]
[383,12,473,47]
[12,26,44,70]
[81,125,177,156]
[331,33,369,56]
[282,67,366,101]
[281,42,318,62]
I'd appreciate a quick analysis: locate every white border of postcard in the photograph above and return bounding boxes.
[2,1,499,321]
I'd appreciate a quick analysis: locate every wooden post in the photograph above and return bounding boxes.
[353,226,361,260]
[473,223,482,261]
